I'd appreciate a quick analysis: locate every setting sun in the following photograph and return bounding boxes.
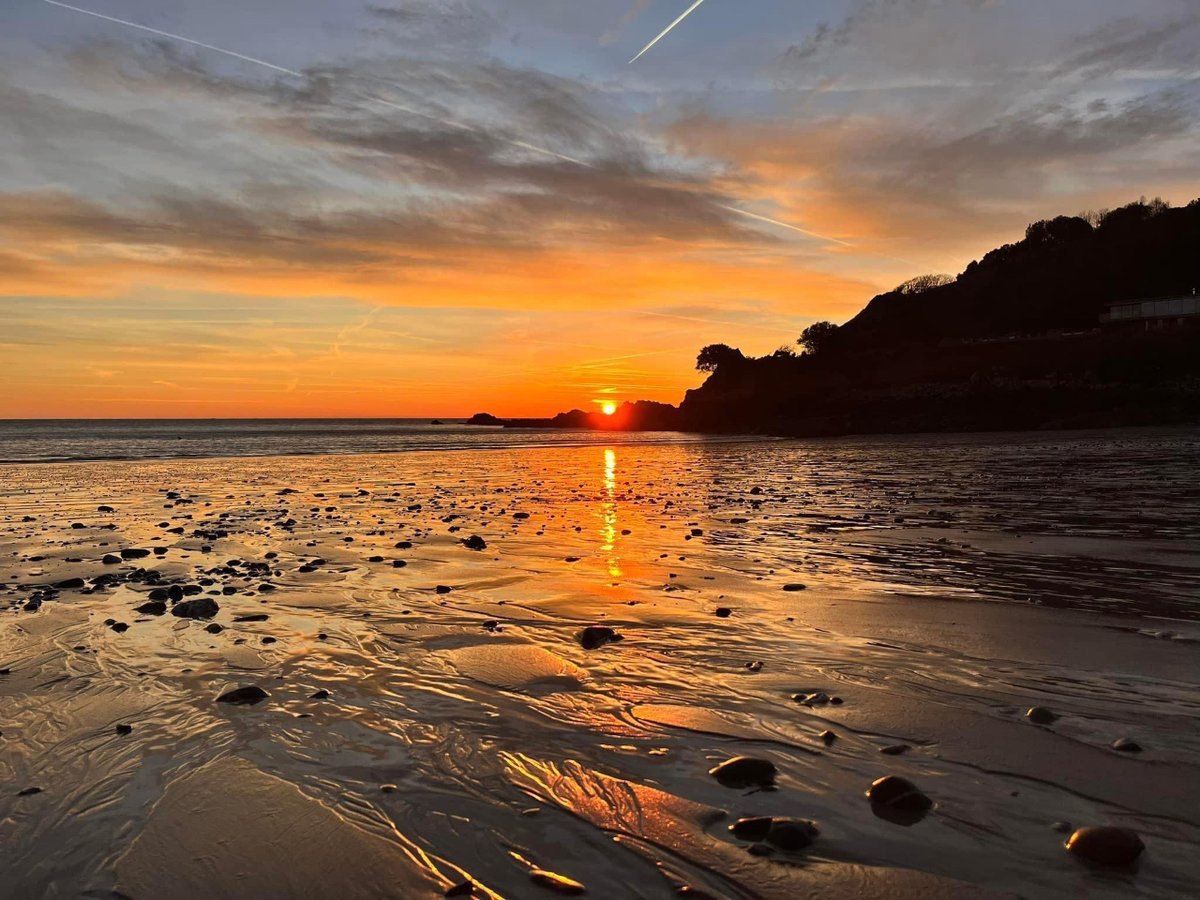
[601,401,618,416]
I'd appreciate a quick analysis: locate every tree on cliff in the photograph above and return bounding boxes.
[796,321,839,355]
[696,344,745,372]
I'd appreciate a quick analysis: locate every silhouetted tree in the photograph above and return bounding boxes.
[1025,215,1092,244]
[796,321,839,355]
[696,343,745,373]
[895,273,954,294]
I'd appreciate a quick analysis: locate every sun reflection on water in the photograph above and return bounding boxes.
[601,447,621,578]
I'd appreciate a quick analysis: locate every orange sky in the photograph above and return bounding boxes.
[3,0,1197,417]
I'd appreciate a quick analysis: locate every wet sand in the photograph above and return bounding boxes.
[2,431,1198,898]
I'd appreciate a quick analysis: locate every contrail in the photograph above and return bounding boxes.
[40,0,304,77]
[42,0,920,269]
[719,205,923,267]
[42,0,586,168]
[630,0,708,63]
[717,204,853,247]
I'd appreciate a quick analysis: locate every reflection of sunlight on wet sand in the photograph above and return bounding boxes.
[601,448,621,578]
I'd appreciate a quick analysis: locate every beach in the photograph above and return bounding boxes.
[2,427,1198,898]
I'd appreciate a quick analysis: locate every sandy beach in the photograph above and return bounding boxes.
[2,430,1198,898]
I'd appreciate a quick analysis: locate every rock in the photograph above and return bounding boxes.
[392,560,407,568]
[167,585,184,602]
[709,756,777,789]
[714,607,732,618]
[102,554,122,565]
[135,601,167,616]
[1112,738,1142,753]
[866,776,932,812]
[115,724,133,735]
[793,691,830,706]
[120,548,151,560]
[819,730,836,745]
[17,787,42,796]
[171,598,219,620]
[1065,826,1144,867]
[435,585,453,594]
[528,869,585,895]
[205,623,224,634]
[216,685,269,706]
[579,625,622,650]
[54,577,85,590]
[729,816,818,851]
[110,622,129,633]
[1026,706,1058,724]
[309,689,330,700]
[879,744,911,755]
[762,817,820,851]
[782,583,806,592]
[463,535,487,551]
[234,614,269,622]
[728,816,773,842]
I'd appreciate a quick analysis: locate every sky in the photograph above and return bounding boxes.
[2,0,1198,417]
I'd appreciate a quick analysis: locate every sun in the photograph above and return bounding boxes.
[601,401,617,416]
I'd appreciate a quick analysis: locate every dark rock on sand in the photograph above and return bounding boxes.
[1112,737,1143,753]
[234,614,269,622]
[216,685,270,705]
[309,689,330,700]
[102,554,122,565]
[135,600,167,615]
[782,583,806,592]
[205,623,224,634]
[729,816,819,851]
[120,548,151,560]
[17,787,43,796]
[171,598,219,620]
[880,744,911,755]
[435,585,453,594]
[709,756,777,789]
[54,577,86,590]
[1026,706,1058,724]
[115,724,133,735]
[866,776,932,825]
[579,625,622,650]
[714,607,732,618]
[1065,826,1144,867]
[109,622,129,633]
[463,535,487,551]
[819,730,837,745]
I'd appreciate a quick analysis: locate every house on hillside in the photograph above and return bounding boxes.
[1101,292,1200,329]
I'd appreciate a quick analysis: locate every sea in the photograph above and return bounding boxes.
[0,418,758,463]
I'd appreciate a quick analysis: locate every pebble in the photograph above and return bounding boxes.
[171,598,220,620]
[714,607,732,618]
[1026,706,1058,724]
[782,583,806,592]
[879,744,911,755]
[866,775,932,811]
[115,724,133,735]
[579,625,622,650]
[708,756,777,789]
[216,685,270,705]
[462,535,487,551]
[1065,826,1144,867]
[1111,737,1142,753]
[729,816,819,851]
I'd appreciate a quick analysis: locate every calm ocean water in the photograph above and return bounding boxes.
[0,419,762,462]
